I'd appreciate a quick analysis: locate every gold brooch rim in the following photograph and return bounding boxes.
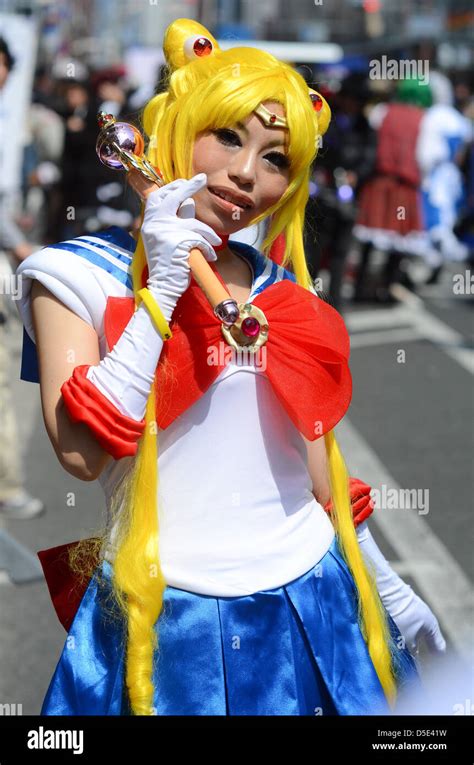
[220,303,269,353]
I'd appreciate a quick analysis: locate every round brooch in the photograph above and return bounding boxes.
[221,303,269,352]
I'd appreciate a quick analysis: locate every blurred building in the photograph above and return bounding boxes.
[1,0,472,75]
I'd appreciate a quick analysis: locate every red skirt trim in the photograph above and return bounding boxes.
[356,175,423,235]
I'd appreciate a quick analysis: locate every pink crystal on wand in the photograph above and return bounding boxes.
[241,317,260,337]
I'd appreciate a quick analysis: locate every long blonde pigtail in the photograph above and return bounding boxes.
[323,430,398,706]
[93,229,165,715]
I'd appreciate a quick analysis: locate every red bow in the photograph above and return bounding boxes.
[105,266,352,440]
[37,540,100,632]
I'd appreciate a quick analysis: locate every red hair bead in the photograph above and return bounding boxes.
[193,37,213,57]
[310,93,323,112]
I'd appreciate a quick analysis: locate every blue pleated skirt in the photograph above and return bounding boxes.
[40,536,420,716]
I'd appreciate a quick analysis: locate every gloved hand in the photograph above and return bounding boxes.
[324,476,375,527]
[141,173,222,322]
[357,521,447,657]
[62,175,222,458]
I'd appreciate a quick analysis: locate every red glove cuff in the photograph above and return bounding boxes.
[324,476,375,527]
[61,364,146,460]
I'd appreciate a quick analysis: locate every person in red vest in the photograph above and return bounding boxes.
[353,77,433,303]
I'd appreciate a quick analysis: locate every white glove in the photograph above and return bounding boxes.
[357,521,447,656]
[85,175,221,421]
[141,173,222,322]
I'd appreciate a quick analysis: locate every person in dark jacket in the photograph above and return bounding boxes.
[304,73,377,311]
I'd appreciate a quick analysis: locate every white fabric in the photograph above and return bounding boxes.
[15,240,132,359]
[103,359,336,596]
[416,104,472,264]
[15,232,335,596]
[357,521,447,655]
[353,223,441,266]
[416,104,473,176]
[86,293,165,421]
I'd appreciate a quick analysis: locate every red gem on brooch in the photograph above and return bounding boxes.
[241,317,261,338]
[193,37,213,57]
[269,114,277,123]
[310,93,323,112]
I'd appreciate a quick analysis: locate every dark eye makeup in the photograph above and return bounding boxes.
[212,128,290,169]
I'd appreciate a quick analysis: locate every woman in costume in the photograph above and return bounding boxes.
[16,19,446,716]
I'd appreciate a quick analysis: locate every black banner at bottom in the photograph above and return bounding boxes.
[0,714,471,762]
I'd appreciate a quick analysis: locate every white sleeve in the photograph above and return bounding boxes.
[416,112,448,176]
[14,239,133,355]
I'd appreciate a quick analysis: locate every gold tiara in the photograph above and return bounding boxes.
[254,92,324,129]
[254,103,288,128]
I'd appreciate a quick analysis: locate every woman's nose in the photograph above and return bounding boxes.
[228,149,256,186]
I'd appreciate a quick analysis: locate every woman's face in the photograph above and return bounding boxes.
[191,100,290,234]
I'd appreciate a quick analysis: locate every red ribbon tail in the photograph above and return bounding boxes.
[37,540,99,632]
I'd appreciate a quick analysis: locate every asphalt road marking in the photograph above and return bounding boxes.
[346,284,473,374]
[349,327,422,349]
[336,417,473,663]
[0,530,43,583]
[392,284,474,374]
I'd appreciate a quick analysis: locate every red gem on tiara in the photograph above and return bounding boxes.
[269,114,277,123]
[310,93,323,112]
[193,37,213,57]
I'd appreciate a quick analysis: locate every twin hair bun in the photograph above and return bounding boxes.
[162,17,331,138]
